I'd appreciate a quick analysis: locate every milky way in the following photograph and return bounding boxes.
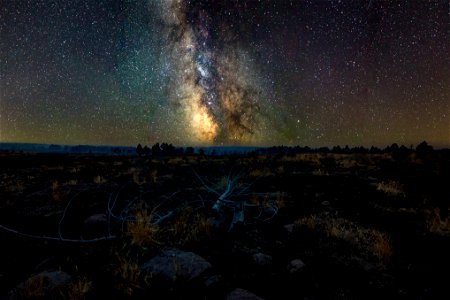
[1,0,448,148]
[152,0,274,145]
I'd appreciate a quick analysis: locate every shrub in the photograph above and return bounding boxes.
[126,203,159,247]
[114,255,141,296]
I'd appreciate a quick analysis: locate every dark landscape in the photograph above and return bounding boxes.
[1,143,449,299]
[1,1,449,298]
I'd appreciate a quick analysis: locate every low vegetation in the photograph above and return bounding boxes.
[0,146,448,299]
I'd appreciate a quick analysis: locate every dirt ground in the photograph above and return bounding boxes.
[1,151,449,299]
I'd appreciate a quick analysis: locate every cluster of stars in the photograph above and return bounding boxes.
[0,0,448,148]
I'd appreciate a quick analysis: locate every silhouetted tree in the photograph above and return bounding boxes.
[416,141,433,157]
[161,143,175,156]
[175,147,184,156]
[160,143,168,154]
[343,145,351,154]
[286,147,296,157]
[293,146,302,153]
[390,143,399,152]
[356,146,368,153]
[152,143,161,156]
[332,145,342,153]
[393,144,411,162]
[399,145,409,153]
[318,147,330,153]
[168,144,176,155]
[369,146,381,154]
[143,145,151,156]
[185,147,194,155]
[136,144,143,156]
[198,148,205,156]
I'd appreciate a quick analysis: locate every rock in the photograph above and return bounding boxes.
[141,249,211,283]
[252,253,272,267]
[84,213,107,225]
[10,271,72,299]
[283,224,295,233]
[83,213,107,238]
[206,216,228,232]
[203,275,222,289]
[232,242,254,255]
[226,288,264,300]
[287,259,306,274]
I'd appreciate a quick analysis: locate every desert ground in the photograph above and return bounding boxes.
[0,150,449,299]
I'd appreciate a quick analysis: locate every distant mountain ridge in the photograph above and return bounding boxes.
[0,143,260,155]
[0,143,136,155]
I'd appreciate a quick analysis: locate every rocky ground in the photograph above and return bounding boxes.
[0,151,449,299]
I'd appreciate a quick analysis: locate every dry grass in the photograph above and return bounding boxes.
[114,255,141,296]
[50,180,63,202]
[126,203,159,247]
[65,179,78,186]
[295,214,320,230]
[67,276,92,299]
[248,168,270,177]
[69,167,81,174]
[376,180,405,197]
[167,157,184,165]
[281,153,322,164]
[340,159,357,169]
[15,271,72,299]
[132,171,146,185]
[276,191,286,209]
[426,208,450,235]
[18,274,46,299]
[312,169,329,176]
[214,176,229,191]
[371,230,393,263]
[295,215,393,263]
[6,180,25,193]
[170,207,210,246]
[150,169,158,184]
[93,175,107,184]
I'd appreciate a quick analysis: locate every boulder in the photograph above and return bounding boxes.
[287,259,306,274]
[283,224,295,233]
[206,215,228,232]
[226,288,264,300]
[83,213,107,238]
[10,270,72,299]
[141,249,211,283]
[203,274,222,289]
[252,253,272,267]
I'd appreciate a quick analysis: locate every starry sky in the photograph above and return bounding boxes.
[1,0,449,148]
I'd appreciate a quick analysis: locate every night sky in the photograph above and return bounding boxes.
[1,0,449,148]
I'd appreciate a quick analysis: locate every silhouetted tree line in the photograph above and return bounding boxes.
[136,141,436,157]
[136,143,180,157]
[253,141,435,156]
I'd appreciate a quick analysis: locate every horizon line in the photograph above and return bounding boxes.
[1,141,449,150]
